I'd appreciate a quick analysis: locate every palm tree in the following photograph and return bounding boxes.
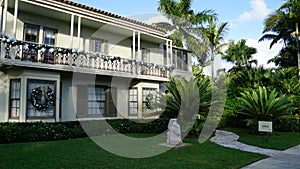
[198,17,228,81]
[222,39,257,72]
[238,86,293,132]
[157,0,216,53]
[260,0,300,74]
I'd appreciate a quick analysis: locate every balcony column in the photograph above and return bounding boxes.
[13,0,19,39]
[2,0,8,33]
[137,32,141,75]
[137,32,141,61]
[77,16,81,49]
[166,40,169,65]
[132,31,136,60]
[1,0,8,59]
[170,40,173,65]
[69,14,74,48]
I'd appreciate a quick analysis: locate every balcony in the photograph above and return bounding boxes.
[0,37,173,80]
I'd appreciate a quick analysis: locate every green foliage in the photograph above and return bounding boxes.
[189,114,205,136]
[260,0,300,68]
[222,39,257,69]
[0,119,170,144]
[158,77,207,119]
[238,86,294,132]
[228,66,273,89]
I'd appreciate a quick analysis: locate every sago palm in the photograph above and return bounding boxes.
[238,86,293,131]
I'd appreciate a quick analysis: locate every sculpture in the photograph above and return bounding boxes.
[167,118,182,146]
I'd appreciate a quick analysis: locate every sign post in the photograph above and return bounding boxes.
[258,121,273,142]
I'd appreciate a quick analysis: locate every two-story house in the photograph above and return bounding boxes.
[0,0,192,122]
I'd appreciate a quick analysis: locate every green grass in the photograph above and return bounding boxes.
[0,134,265,169]
[227,128,300,150]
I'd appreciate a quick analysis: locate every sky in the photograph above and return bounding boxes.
[74,0,286,70]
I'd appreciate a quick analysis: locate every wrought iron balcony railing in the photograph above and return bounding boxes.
[0,35,174,78]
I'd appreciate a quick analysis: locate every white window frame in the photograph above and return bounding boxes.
[90,38,109,54]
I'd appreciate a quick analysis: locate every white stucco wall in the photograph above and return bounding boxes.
[4,9,165,65]
[0,71,9,122]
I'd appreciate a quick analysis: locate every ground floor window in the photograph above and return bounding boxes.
[129,88,138,116]
[77,86,117,117]
[27,79,56,118]
[9,79,21,118]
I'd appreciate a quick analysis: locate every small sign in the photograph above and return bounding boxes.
[258,121,273,132]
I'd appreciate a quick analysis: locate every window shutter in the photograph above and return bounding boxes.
[103,40,108,54]
[77,86,88,117]
[105,88,117,117]
[90,39,95,53]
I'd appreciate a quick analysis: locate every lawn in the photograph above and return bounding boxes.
[227,128,300,150]
[0,134,265,169]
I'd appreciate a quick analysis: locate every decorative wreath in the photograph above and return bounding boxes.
[30,86,55,111]
[145,94,154,109]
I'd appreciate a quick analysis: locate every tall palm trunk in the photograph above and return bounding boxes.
[211,46,215,84]
[296,22,300,81]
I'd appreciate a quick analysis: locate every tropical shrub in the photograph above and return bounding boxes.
[238,86,294,133]
[0,119,170,144]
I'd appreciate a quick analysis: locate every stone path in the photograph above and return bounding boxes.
[210,130,300,169]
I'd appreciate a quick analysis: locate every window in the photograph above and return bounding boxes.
[43,28,57,63]
[173,50,189,70]
[77,86,117,117]
[9,79,21,118]
[131,46,150,62]
[88,87,105,115]
[142,88,156,112]
[129,88,138,116]
[183,52,188,70]
[24,23,39,43]
[27,80,56,118]
[90,39,108,53]
[177,51,183,70]
[142,48,150,62]
[44,28,57,46]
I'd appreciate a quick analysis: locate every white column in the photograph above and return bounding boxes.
[170,40,173,65]
[70,14,74,48]
[166,40,169,65]
[137,32,141,61]
[77,16,81,50]
[2,0,8,33]
[132,31,135,60]
[13,0,19,38]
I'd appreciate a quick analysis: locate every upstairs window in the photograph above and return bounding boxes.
[173,50,189,71]
[90,39,108,54]
[43,28,57,46]
[142,48,150,62]
[24,23,39,43]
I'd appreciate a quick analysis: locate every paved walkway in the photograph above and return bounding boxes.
[210,130,300,169]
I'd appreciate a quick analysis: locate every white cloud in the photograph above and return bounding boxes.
[202,39,282,76]
[144,14,171,25]
[237,0,271,22]
[246,38,282,68]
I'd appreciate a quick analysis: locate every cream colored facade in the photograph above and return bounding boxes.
[0,0,192,122]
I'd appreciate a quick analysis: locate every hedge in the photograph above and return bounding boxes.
[0,119,169,144]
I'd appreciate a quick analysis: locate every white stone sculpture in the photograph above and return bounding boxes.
[167,118,182,146]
